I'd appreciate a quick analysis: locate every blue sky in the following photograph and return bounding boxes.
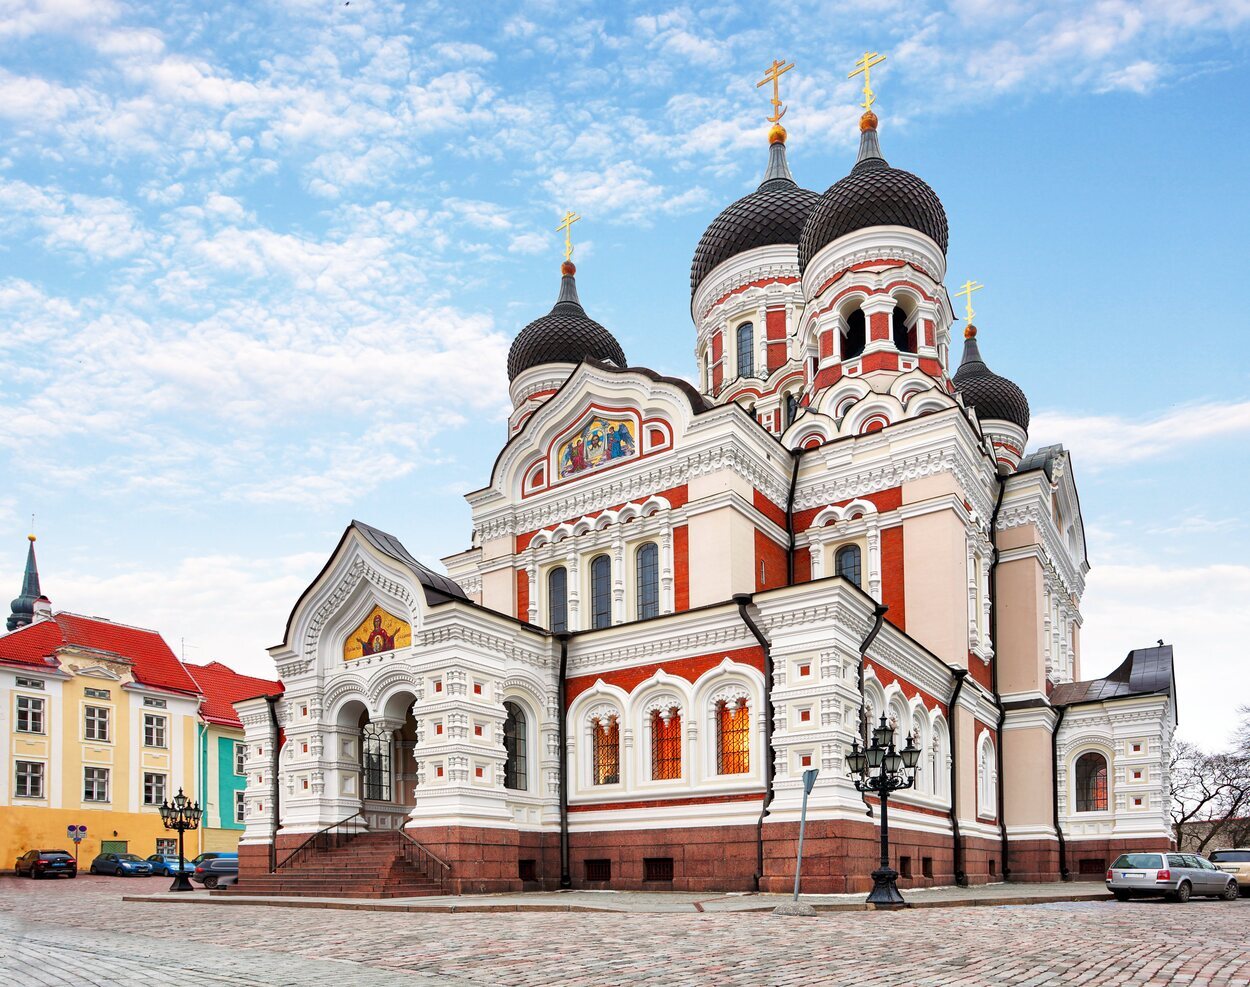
[1,1,1247,749]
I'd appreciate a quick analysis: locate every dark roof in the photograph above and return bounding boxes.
[352,520,468,605]
[507,268,626,382]
[798,121,948,274]
[953,332,1030,431]
[7,536,41,632]
[690,138,819,297]
[1051,645,1175,708]
[1016,444,1063,479]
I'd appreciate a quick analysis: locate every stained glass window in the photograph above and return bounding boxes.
[716,699,750,775]
[737,322,754,378]
[1075,752,1108,812]
[504,701,527,791]
[636,543,659,620]
[592,717,620,785]
[590,555,612,629]
[548,566,568,633]
[651,709,681,780]
[835,545,862,587]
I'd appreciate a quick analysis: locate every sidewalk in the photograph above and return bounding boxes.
[124,880,1111,915]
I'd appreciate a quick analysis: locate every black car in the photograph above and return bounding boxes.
[15,849,77,879]
[190,856,238,889]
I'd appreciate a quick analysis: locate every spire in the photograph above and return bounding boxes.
[554,261,584,311]
[761,128,795,186]
[7,534,42,632]
[959,323,986,369]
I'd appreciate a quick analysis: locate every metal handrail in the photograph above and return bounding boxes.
[398,829,451,892]
[276,809,367,871]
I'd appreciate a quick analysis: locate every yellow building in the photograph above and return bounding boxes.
[2,538,202,868]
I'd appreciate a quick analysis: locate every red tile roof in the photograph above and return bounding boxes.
[185,660,282,729]
[0,612,201,695]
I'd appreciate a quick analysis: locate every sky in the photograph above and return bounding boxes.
[0,0,1247,751]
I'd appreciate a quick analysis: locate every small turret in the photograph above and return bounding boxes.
[7,534,43,632]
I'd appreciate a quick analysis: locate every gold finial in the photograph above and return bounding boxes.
[27,533,36,542]
[756,59,795,126]
[849,51,887,113]
[955,279,984,327]
[555,210,581,264]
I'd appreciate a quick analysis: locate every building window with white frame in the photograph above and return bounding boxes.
[716,698,750,775]
[977,735,996,817]
[591,715,620,785]
[835,544,862,587]
[503,701,528,791]
[590,554,612,629]
[1075,751,1109,812]
[84,705,110,742]
[547,566,568,634]
[155,838,177,855]
[235,790,246,823]
[143,772,166,806]
[15,760,44,799]
[84,766,109,802]
[636,542,659,620]
[235,742,246,775]
[16,695,45,734]
[736,322,754,378]
[144,713,167,749]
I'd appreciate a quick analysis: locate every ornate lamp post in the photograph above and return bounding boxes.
[846,713,922,906]
[159,787,203,892]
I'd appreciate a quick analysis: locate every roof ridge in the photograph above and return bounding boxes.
[55,611,165,636]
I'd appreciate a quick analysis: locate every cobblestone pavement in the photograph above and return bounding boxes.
[2,876,1248,986]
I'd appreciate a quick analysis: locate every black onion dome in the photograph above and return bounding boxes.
[954,330,1030,431]
[798,118,948,273]
[507,265,626,382]
[690,136,819,297]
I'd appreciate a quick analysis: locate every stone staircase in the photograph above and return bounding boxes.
[228,831,448,899]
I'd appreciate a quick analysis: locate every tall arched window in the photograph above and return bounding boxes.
[736,322,754,378]
[592,716,620,785]
[503,701,527,791]
[892,305,914,353]
[785,392,799,429]
[716,698,750,775]
[636,543,659,620]
[547,566,567,634]
[361,723,392,802]
[651,708,681,780]
[590,555,612,629]
[843,309,866,360]
[835,545,862,587]
[978,735,996,817]
[1075,752,1108,812]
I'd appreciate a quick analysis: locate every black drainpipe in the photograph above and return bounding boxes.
[946,668,969,886]
[987,474,1010,880]
[556,632,572,889]
[1052,703,1071,881]
[733,594,773,892]
[264,694,282,874]
[856,604,889,817]
[785,455,801,585]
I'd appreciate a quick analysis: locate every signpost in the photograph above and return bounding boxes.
[66,824,86,865]
[773,768,820,917]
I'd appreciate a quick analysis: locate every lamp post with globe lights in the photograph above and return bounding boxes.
[845,713,922,906]
[158,788,203,892]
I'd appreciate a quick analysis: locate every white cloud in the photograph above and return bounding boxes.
[1098,60,1162,93]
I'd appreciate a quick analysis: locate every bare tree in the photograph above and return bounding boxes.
[1172,709,1250,853]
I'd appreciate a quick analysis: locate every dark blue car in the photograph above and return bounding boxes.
[146,854,194,876]
[88,852,153,877]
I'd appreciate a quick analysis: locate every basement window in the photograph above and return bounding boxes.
[584,859,611,883]
[644,857,674,882]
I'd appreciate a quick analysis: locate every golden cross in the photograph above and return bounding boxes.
[756,59,795,124]
[555,210,581,263]
[955,279,984,323]
[848,51,887,111]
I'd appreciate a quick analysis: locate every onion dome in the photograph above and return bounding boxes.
[507,262,626,382]
[953,326,1030,430]
[7,533,42,632]
[798,111,948,273]
[690,125,819,296]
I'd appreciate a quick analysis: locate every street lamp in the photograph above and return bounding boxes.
[159,788,203,892]
[846,713,922,907]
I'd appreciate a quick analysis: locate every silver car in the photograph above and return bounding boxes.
[1106,851,1239,902]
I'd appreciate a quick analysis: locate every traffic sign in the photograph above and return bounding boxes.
[66,824,86,843]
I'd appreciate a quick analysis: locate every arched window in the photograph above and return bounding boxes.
[1075,752,1108,812]
[636,542,659,620]
[835,545,862,587]
[932,718,951,802]
[785,392,799,429]
[651,708,681,780]
[503,702,527,791]
[592,716,620,785]
[892,305,914,353]
[547,566,567,634]
[590,555,612,629]
[737,322,754,378]
[361,723,392,802]
[978,735,996,817]
[716,699,750,775]
[843,309,866,360]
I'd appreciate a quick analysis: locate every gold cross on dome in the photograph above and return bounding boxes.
[956,279,984,324]
[556,210,581,262]
[849,51,887,111]
[756,59,796,124]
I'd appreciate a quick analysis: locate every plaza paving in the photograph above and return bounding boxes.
[1,875,1248,986]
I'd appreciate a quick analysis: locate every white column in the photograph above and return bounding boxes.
[612,531,625,625]
[566,549,580,631]
[809,541,824,579]
[661,524,674,615]
[867,519,882,602]
[525,558,538,624]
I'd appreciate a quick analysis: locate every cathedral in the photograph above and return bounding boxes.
[231,65,1177,896]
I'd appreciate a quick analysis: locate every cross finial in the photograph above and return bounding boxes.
[956,279,984,324]
[756,58,796,124]
[849,51,887,112]
[556,210,581,264]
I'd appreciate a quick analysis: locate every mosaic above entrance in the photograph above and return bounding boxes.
[344,604,411,662]
[558,415,636,479]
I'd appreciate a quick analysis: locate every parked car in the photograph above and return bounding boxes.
[1208,849,1250,895]
[190,856,238,890]
[1107,851,1239,902]
[88,852,154,877]
[15,849,77,879]
[188,851,235,868]
[146,854,194,877]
